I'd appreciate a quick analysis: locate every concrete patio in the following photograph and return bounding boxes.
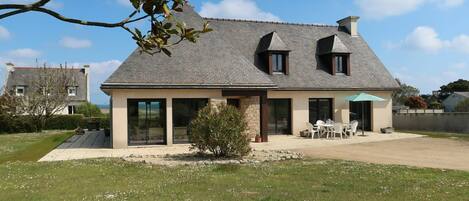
[39,130,422,162]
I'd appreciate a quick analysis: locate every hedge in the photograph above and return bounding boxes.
[0,114,110,134]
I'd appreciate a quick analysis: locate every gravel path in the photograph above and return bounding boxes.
[294,137,469,171]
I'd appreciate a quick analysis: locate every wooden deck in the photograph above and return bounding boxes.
[58,130,110,149]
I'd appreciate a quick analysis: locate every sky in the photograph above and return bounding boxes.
[0,0,468,104]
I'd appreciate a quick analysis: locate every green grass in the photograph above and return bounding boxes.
[398,130,469,141]
[0,131,74,163]
[0,159,468,201]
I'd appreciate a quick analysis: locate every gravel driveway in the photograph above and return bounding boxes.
[294,137,469,171]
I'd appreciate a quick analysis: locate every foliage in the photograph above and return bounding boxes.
[189,104,250,157]
[76,102,103,117]
[45,115,85,130]
[392,79,420,106]
[454,99,469,112]
[0,0,212,56]
[405,96,428,109]
[439,79,469,100]
[0,115,38,134]
[429,101,443,109]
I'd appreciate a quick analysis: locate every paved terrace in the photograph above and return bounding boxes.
[39,131,422,162]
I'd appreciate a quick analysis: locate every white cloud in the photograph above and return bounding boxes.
[7,48,41,58]
[403,26,447,53]
[449,34,469,54]
[0,26,11,40]
[60,37,92,49]
[199,0,280,21]
[355,0,464,19]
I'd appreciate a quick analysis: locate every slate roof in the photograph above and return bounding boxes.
[5,67,88,101]
[455,92,469,98]
[317,35,350,55]
[257,32,290,53]
[102,6,399,91]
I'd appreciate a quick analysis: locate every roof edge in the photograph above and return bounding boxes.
[203,17,338,27]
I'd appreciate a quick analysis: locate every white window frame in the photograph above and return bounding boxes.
[15,86,25,96]
[68,87,77,97]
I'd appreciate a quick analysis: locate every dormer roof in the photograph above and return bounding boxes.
[317,34,351,55]
[257,31,290,53]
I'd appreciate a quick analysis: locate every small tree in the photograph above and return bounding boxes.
[189,103,250,157]
[392,79,420,106]
[76,102,103,117]
[454,99,469,112]
[405,96,428,109]
[429,101,443,109]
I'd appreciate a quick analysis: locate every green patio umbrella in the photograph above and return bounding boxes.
[345,93,385,135]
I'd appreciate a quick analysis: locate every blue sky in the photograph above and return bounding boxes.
[1,0,468,104]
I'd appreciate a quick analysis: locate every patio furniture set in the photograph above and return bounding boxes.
[306,120,359,139]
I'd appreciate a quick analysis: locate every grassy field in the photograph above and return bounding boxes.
[399,130,469,141]
[0,131,74,163]
[1,131,469,200]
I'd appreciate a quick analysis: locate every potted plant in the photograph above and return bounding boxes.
[255,134,262,143]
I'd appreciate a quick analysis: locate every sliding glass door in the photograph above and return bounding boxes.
[172,99,209,144]
[350,101,372,131]
[309,98,333,124]
[268,99,292,135]
[128,99,166,145]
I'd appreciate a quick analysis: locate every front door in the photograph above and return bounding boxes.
[349,101,372,131]
[127,99,166,145]
[268,99,292,135]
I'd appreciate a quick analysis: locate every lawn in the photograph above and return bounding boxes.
[0,130,74,163]
[1,131,469,201]
[399,130,469,141]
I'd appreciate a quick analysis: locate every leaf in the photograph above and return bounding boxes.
[130,0,141,10]
[142,2,154,15]
[163,22,172,29]
[162,3,171,16]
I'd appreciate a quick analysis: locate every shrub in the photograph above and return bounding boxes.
[189,104,250,157]
[45,115,84,130]
[455,99,469,112]
[429,101,443,109]
[0,115,37,134]
[405,96,428,109]
[76,102,104,117]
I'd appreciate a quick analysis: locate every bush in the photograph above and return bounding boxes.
[405,96,428,109]
[189,104,250,157]
[45,115,84,130]
[429,101,443,109]
[455,99,469,112]
[0,115,37,134]
[76,102,104,117]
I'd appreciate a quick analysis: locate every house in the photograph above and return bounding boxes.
[442,92,469,112]
[101,6,399,148]
[4,63,90,115]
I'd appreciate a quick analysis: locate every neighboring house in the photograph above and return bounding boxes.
[442,92,469,112]
[4,63,90,115]
[101,6,399,148]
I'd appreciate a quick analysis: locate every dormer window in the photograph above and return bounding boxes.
[68,87,77,96]
[334,55,348,74]
[257,31,291,75]
[15,86,25,96]
[272,53,285,73]
[317,35,351,76]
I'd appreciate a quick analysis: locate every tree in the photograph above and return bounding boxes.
[439,79,469,100]
[76,102,103,118]
[392,79,420,106]
[19,66,75,130]
[405,96,428,109]
[454,99,469,112]
[0,0,212,56]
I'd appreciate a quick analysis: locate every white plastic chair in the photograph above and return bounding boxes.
[306,122,321,139]
[332,123,344,139]
[345,120,358,137]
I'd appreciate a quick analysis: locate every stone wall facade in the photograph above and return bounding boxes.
[240,96,260,138]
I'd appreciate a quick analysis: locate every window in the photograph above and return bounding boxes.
[309,98,333,124]
[68,87,77,96]
[335,55,348,74]
[227,98,240,109]
[128,99,166,145]
[172,99,209,144]
[68,105,77,115]
[15,86,25,96]
[272,53,284,73]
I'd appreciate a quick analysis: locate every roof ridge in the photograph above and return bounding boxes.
[203,17,338,27]
[13,67,83,70]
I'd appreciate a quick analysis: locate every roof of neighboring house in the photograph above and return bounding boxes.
[102,6,399,91]
[454,91,469,98]
[5,67,88,101]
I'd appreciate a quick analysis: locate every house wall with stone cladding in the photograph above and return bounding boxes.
[239,96,260,138]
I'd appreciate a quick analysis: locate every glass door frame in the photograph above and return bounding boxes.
[268,98,292,135]
[127,99,167,146]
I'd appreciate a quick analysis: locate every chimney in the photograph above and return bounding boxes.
[5,62,15,72]
[83,64,90,102]
[337,16,360,37]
